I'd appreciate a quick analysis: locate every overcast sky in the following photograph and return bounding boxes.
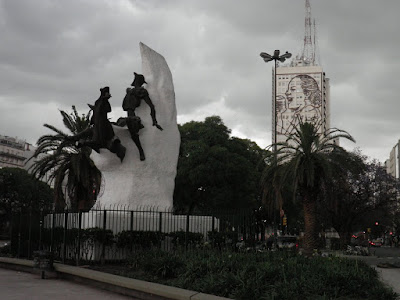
[0,0,398,163]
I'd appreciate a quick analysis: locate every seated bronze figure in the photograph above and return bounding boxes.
[70,87,126,162]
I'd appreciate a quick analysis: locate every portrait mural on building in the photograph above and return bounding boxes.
[276,74,322,137]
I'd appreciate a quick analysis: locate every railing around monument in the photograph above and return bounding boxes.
[8,206,262,264]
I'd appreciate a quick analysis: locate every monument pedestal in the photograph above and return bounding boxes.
[91,42,180,209]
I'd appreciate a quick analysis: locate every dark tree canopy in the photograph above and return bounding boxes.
[174,116,268,213]
[0,167,53,213]
[321,150,400,247]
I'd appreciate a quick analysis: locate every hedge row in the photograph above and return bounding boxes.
[41,228,241,249]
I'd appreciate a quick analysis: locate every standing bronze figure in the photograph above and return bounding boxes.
[119,72,163,160]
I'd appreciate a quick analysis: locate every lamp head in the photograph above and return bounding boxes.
[260,52,273,62]
[272,50,280,59]
[282,51,292,59]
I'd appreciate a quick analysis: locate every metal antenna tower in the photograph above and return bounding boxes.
[313,19,321,66]
[301,0,315,65]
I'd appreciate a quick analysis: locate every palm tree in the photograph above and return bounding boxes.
[28,106,102,212]
[262,120,355,256]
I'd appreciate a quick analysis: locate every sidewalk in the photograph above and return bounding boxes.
[374,266,400,295]
[0,257,231,300]
[0,268,136,300]
[326,251,400,296]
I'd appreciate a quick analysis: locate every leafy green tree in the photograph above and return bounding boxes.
[0,167,53,238]
[262,121,355,255]
[174,116,267,213]
[321,150,400,247]
[0,167,53,213]
[28,106,101,212]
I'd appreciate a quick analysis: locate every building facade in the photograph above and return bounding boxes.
[0,134,35,170]
[386,141,400,179]
[273,58,330,144]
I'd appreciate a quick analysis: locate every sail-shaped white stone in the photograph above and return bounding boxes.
[91,43,180,209]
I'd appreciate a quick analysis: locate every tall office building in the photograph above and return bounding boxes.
[0,134,54,186]
[273,62,330,144]
[273,0,331,145]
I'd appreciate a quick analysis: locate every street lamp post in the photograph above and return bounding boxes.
[260,50,291,236]
[260,50,292,152]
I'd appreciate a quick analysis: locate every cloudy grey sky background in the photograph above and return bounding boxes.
[0,0,398,163]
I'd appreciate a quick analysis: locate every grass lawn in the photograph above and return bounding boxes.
[89,250,398,300]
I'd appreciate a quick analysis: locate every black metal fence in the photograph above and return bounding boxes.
[5,206,264,264]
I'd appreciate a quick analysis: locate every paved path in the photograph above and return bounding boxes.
[0,268,137,300]
[337,253,400,296]
[374,266,400,295]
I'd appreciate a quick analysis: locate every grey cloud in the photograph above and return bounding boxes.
[1,0,399,162]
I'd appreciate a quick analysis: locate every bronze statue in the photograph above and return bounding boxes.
[123,72,163,130]
[71,87,126,162]
[118,72,163,161]
[116,116,145,160]
[90,87,115,148]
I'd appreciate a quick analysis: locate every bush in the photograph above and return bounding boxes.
[116,230,164,249]
[42,227,114,247]
[128,250,184,279]
[168,231,203,248]
[83,227,114,246]
[0,244,10,256]
[115,250,397,300]
[329,237,341,250]
[207,231,238,250]
[41,227,66,246]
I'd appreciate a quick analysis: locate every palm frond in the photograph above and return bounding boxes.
[30,105,101,212]
[60,110,77,134]
[43,124,69,136]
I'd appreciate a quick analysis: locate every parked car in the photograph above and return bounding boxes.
[346,245,369,256]
[276,235,298,251]
[369,238,383,247]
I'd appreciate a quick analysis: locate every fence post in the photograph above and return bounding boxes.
[185,214,190,251]
[17,209,22,258]
[159,212,162,233]
[130,211,134,231]
[38,209,44,251]
[243,215,246,241]
[76,211,82,266]
[62,211,68,264]
[27,208,32,259]
[212,216,215,233]
[50,212,56,253]
[130,210,134,253]
[101,210,107,264]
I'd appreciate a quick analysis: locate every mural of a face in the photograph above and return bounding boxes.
[276,74,322,137]
[285,75,321,107]
[285,79,297,106]
[276,95,286,112]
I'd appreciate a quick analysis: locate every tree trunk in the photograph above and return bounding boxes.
[333,221,353,250]
[339,231,352,250]
[302,194,318,256]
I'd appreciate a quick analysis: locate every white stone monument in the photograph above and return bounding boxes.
[91,42,180,209]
